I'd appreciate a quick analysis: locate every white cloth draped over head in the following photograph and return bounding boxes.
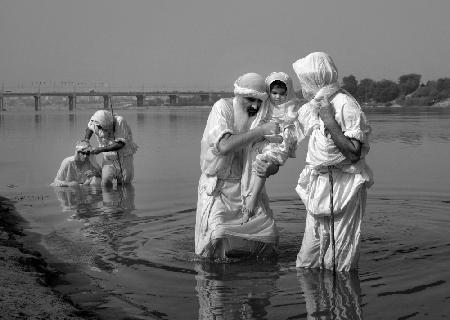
[88,110,114,133]
[233,72,268,101]
[292,52,341,104]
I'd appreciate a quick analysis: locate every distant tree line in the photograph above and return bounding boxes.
[340,74,450,106]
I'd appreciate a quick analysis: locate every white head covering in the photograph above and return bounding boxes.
[292,52,340,102]
[233,73,268,101]
[89,110,114,132]
[265,71,295,101]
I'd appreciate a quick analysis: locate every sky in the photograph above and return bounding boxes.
[1,0,449,91]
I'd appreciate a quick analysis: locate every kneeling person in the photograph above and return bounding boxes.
[51,141,101,187]
[82,110,138,186]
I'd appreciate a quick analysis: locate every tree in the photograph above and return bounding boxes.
[398,74,421,97]
[356,78,376,103]
[342,75,358,96]
[373,80,400,103]
[436,78,450,99]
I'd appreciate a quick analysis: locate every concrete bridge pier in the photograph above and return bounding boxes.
[169,94,179,105]
[34,95,41,111]
[136,95,144,107]
[68,95,76,111]
[103,95,111,109]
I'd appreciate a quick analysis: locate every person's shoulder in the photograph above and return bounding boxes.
[333,91,361,112]
[212,98,233,113]
[61,156,75,166]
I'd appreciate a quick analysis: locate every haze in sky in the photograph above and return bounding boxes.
[1,0,449,90]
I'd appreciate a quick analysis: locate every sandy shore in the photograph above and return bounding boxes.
[0,196,97,320]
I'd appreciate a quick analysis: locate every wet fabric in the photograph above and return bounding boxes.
[292,52,339,99]
[293,52,373,271]
[195,98,278,258]
[51,155,101,187]
[256,72,301,166]
[88,111,138,183]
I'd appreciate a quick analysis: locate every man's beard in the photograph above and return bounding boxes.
[246,105,259,117]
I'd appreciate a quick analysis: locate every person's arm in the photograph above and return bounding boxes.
[217,122,279,155]
[253,157,279,178]
[318,101,361,163]
[88,141,125,155]
[83,128,93,142]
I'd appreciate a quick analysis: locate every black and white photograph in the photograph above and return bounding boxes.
[0,1,449,319]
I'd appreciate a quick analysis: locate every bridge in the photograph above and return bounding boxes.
[0,89,233,111]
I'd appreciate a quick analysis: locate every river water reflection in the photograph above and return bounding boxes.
[0,106,449,319]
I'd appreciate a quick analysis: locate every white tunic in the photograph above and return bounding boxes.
[195,98,279,258]
[295,92,373,271]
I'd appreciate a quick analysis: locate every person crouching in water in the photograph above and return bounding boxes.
[241,72,301,223]
[81,110,138,186]
[51,140,101,187]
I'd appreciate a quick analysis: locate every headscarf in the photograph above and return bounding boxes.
[233,73,268,101]
[265,71,295,101]
[88,110,114,134]
[74,140,101,172]
[292,52,340,102]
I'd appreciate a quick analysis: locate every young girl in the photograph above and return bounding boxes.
[241,72,301,222]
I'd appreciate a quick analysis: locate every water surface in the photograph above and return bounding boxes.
[0,106,449,319]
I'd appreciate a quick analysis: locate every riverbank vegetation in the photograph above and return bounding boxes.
[339,74,450,107]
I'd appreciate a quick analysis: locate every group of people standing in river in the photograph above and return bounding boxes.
[195,52,373,272]
[51,51,373,273]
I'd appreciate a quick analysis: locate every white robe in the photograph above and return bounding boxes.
[88,114,138,183]
[195,98,278,258]
[295,92,373,272]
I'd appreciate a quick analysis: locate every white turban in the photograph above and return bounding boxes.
[292,52,340,102]
[233,73,268,100]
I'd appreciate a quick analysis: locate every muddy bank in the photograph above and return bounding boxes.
[0,196,97,320]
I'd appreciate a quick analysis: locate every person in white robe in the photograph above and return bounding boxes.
[82,110,138,186]
[51,140,101,187]
[195,72,281,259]
[292,52,373,272]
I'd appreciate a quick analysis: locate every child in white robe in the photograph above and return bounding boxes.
[242,72,301,221]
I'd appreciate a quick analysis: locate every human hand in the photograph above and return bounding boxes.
[264,134,283,144]
[240,207,255,225]
[317,99,335,124]
[260,121,280,136]
[84,170,94,178]
[253,158,279,178]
